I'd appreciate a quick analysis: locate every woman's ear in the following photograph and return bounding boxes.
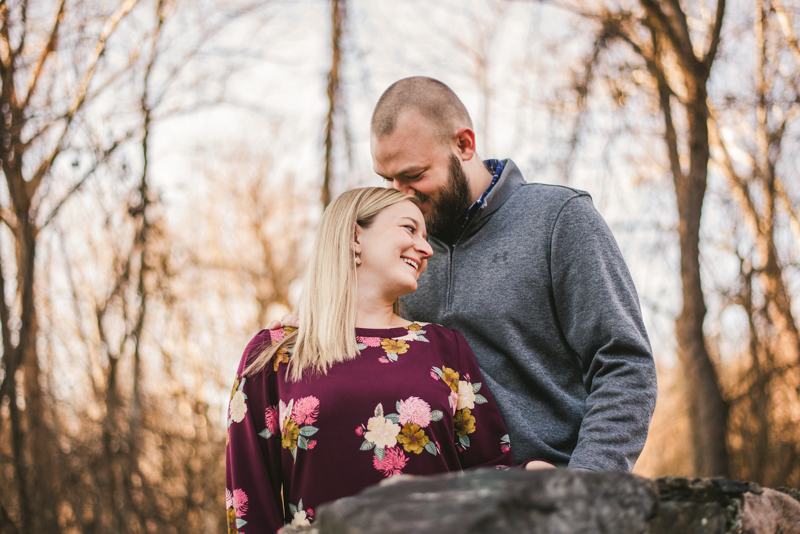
[353,224,363,254]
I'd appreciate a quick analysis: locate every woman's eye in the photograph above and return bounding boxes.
[404,225,416,233]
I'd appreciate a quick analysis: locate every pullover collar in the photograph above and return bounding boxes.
[445,158,525,245]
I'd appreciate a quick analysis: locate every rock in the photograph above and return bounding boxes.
[647,477,758,533]
[295,469,800,534]
[741,489,800,534]
[314,468,658,534]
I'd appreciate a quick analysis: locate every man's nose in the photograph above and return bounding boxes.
[391,181,415,196]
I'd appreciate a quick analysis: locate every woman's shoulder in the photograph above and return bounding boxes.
[238,326,297,373]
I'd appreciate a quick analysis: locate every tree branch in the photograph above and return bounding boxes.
[25,0,141,201]
[640,0,695,67]
[773,0,800,64]
[23,0,66,109]
[39,132,133,230]
[703,0,726,69]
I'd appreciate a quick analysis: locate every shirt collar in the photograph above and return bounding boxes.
[462,159,504,226]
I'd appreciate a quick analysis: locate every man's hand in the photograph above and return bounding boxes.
[265,314,299,330]
[525,460,556,471]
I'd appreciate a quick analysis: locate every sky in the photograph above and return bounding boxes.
[144,0,722,372]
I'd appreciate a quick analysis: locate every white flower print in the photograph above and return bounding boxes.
[291,510,310,526]
[364,415,401,449]
[229,391,247,423]
[456,380,476,410]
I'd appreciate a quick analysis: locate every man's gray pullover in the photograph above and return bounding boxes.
[401,159,657,472]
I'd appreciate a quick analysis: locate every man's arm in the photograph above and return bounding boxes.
[550,194,657,472]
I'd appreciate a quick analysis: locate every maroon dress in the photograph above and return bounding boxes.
[225,323,514,533]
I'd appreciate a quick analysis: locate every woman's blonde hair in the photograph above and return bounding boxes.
[245,187,420,381]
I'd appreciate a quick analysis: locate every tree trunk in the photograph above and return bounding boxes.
[322,0,345,208]
[674,92,729,477]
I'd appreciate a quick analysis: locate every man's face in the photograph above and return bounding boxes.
[371,111,471,236]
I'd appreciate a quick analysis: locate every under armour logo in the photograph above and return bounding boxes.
[493,252,509,263]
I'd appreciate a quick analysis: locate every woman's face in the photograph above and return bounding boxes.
[354,200,433,300]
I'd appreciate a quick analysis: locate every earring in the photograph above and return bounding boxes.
[355,254,362,265]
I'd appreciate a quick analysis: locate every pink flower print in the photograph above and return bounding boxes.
[430,370,440,380]
[373,446,408,477]
[356,425,364,436]
[308,509,314,518]
[233,488,249,516]
[378,356,390,364]
[306,439,317,449]
[270,329,286,343]
[265,406,278,434]
[292,396,320,426]
[356,336,382,347]
[397,396,432,428]
[449,391,459,415]
[501,443,511,453]
[225,488,234,508]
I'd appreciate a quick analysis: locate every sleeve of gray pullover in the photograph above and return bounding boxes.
[550,194,657,472]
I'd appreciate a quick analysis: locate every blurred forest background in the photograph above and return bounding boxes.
[0,0,799,532]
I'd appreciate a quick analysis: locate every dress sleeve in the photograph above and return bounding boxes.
[225,331,284,534]
[451,330,515,470]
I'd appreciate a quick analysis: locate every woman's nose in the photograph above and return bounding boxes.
[417,238,433,258]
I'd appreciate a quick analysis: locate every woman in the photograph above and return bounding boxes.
[225,188,513,533]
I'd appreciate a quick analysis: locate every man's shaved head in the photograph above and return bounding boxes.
[371,77,472,143]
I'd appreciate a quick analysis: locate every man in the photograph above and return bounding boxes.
[273,76,657,471]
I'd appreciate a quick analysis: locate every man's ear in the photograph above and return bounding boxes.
[453,127,477,161]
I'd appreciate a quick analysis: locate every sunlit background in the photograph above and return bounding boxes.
[0,0,799,531]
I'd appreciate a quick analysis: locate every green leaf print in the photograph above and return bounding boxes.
[424,442,437,456]
[430,410,443,421]
[298,436,308,449]
[472,382,482,394]
[375,447,385,462]
[258,428,273,439]
[474,394,488,404]
[374,403,384,418]
[300,426,318,437]
[360,440,375,451]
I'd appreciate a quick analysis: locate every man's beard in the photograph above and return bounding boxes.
[417,154,471,238]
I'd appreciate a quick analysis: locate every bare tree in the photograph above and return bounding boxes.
[0,2,140,530]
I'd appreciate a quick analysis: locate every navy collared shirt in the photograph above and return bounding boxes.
[462,159,504,228]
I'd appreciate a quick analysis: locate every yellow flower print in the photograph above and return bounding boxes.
[282,418,300,450]
[441,367,460,392]
[407,323,422,331]
[454,408,476,438]
[227,507,238,534]
[273,346,290,371]
[283,326,297,335]
[381,339,409,355]
[229,376,240,402]
[397,423,430,454]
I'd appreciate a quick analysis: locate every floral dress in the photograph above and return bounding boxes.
[225,323,514,533]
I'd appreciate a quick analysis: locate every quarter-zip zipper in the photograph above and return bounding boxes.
[446,242,456,312]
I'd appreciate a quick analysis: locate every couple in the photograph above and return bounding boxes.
[225,77,657,533]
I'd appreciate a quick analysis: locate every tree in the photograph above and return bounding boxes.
[0,2,140,530]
